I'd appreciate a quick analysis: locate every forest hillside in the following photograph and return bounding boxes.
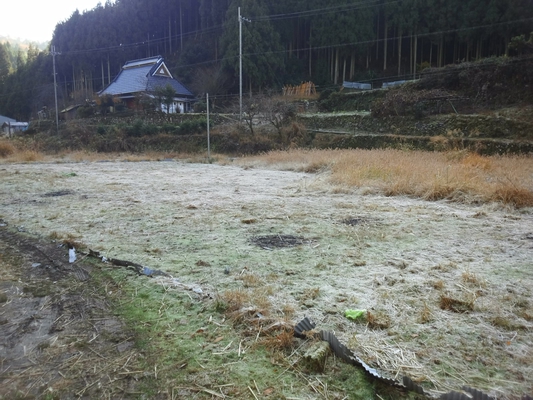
[0,0,532,120]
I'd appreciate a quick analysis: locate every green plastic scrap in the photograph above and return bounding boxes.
[344,309,366,321]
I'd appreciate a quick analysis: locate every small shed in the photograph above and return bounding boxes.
[1,117,30,136]
[60,104,83,121]
[0,114,16,127]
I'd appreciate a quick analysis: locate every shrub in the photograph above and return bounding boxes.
[161,123,178,134]
[77,105,95,118]
[124,119,159,137]
[176,118,207,135]
[96,125,107,135]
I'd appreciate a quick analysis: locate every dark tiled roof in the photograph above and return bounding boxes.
[100,56,193,98]
[147,76,193,98]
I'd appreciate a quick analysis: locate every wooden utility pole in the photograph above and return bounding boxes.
[51,46,60,134]
[238,8,251,120]
[206,93,210,160]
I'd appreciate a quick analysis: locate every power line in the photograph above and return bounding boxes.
[253,0,391,22]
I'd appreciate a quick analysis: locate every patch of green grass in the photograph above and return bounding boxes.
[93,262,417,399]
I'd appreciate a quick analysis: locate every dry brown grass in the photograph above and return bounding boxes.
[419,303,433,324]
[238,272,264,288]
[439,294,476,313]
[218,288,250,312]
[366,310,391,329]
[260,327,296,351]
[461,271,486,288]
[1,144,532,208]
[240,149,533,208]
[0,140,16,157]
[0,145,218,164]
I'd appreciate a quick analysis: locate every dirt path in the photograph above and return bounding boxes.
[0,225,152,399]
[1,160,532,399]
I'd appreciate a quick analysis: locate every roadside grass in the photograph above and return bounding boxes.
[0,140,216,164]
[95,265,406,399]
[238,149,533,208]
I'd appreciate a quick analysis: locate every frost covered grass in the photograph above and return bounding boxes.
[0,154,532,398]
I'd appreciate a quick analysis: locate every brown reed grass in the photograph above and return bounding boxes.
[0,140,16,157]
[2,143,532,207]
[242,149,533,208]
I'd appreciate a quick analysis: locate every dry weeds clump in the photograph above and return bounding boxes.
[0,139,16,157]
[239,148,334,173]
[0,139,45,163]
[239,149,533,207]
[0,145,222,165]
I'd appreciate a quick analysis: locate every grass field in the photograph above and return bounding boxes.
[1,146,532,399]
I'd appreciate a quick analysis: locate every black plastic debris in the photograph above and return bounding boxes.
[251,234,308,249]
[87,249,170,278]
[440,388,495,400]
[403,376,426,395]
[42,190,75,197]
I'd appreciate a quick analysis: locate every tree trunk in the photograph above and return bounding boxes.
[334,48,340,84]
[383,19,388,71]
[63,76,67,108]
[410,32,413,75]
[342,57,347,83]
[413,35,418,79]
[438,36,444,67]
[350,51,356,80]
[330,48,334,81]
[169,17,172,54]
[101,60,105,90]
[375,12,380,60]
[397,28,402,76]
[107,56,111,85]
[308,23,312,77]
[504,34,510,56]
[180,1,183,51]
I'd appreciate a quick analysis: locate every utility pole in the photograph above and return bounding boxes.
[51,46,61,134]
[206,93,210,161]
[238,7,250,121]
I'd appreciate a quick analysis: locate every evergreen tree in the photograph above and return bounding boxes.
[0,43,12,83]
[220,0,285,92]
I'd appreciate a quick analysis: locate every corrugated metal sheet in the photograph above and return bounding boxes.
[343,81,372,90]
[123,56,161,69]
[293,318,507,399]
[382,80,407,88]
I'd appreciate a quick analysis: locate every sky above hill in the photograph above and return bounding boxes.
[1,0,115,43]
